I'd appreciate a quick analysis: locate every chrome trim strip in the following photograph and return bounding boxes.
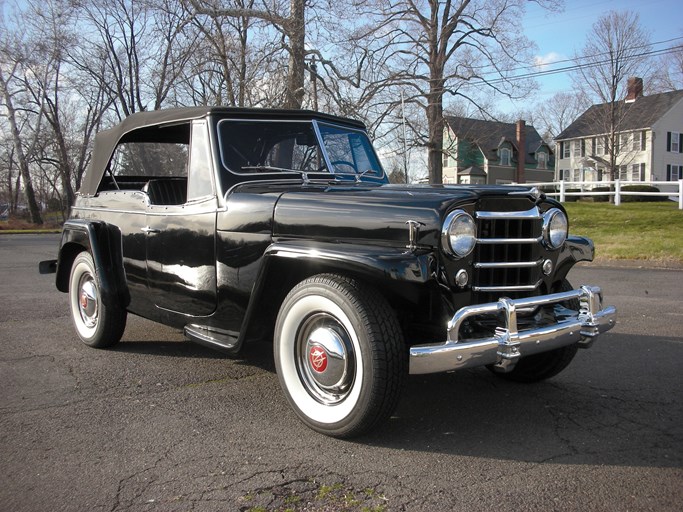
[474,260,541,269]
[476,237,542,245]
[475,207,541,220]
[409,285,617,375]
[472,281,542,292]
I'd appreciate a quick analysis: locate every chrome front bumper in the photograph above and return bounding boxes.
[409,286,617,375]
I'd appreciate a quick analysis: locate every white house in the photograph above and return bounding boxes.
[555,78,683,186]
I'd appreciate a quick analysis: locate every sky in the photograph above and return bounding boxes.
[498,0,683,114]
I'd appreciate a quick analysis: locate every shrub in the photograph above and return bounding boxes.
[620,185,667,203]
[563,188,581,202]
[591,186,611,202]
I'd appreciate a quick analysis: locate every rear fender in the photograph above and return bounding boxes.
[56,220,129,309]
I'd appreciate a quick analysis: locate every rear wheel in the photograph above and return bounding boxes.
[69,252,127,348]
[490,278,579,383]
[274,274,405,438]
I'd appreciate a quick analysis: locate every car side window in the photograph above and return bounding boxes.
[109,141,189,179]
[99,124,191,205]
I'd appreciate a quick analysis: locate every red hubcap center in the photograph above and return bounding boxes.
[309,345,328,373]
[80,292,89,309]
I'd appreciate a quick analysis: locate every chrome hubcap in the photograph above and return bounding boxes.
[296,313,355,404]
[78,277,98,328]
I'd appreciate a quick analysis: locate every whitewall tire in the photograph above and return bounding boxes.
[69,252,126,348]
[274,274,405,438]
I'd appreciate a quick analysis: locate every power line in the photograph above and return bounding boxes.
[460,44,682,87]
[459,36,683,80]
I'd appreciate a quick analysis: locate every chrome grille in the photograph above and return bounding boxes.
[473,207,543,301]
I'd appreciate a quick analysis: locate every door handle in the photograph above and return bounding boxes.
[141,226,160,234]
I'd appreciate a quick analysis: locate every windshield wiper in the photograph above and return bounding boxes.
[241,165,311,184]
[355,169,378,182]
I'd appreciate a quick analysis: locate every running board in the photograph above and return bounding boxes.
[184,324,240,353]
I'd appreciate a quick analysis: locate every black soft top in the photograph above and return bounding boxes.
[79,107,367,197]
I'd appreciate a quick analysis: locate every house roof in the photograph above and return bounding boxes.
[444,116,550,166]
[556,89,683,141]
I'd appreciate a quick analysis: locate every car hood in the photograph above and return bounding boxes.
[267,182,541,249]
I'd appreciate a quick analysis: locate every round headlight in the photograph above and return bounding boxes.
[543,208,568,249]
[441,210,476,258]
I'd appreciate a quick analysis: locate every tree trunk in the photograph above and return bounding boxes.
[283,0,305,109]
[0,76,43,224]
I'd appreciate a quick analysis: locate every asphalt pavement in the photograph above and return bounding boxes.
[1,234,681,511]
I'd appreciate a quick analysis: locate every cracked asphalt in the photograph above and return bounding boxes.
[1,234,681,511]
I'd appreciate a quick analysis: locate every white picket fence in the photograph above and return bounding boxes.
[512,179,683,210]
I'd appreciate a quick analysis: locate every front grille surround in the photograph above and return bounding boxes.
[472,207,545,302]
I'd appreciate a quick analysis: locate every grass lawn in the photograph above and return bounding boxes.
[564,201,683,263]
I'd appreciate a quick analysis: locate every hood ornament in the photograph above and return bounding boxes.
[406,220,426,252]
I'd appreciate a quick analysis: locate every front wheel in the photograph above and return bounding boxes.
[274,274,405,438]
[69,252,127,348]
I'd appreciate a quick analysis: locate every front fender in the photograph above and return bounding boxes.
[235,241,435,348]
[555,235,595,281]
[263,241,433,284]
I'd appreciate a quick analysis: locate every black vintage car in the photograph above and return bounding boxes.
[41,107,616,437]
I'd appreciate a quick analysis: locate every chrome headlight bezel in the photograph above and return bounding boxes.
[542,208,568,250]
[441,210,476,258]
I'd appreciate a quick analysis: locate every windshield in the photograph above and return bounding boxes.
[317,123,383,178]
[218,120,325,174]
[217,118,384,181]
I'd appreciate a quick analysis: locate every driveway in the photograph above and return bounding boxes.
[1,234,681,511]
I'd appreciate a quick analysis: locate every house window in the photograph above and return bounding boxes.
[573,169,581,181]
[573,140,581,157]
[632,131,646,152]
[619,165,628,181]
[671,165,681,180]
[620,133,630,151]
[596,137,604,155]
[563,143,570,159]
[500,147,511,166]
[672,132,681,153]
[537,151,547,170]
[630,164,642,181]
[562,169,570,181]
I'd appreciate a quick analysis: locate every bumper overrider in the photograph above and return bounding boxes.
[409,286,616,375]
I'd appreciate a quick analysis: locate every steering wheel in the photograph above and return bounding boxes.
[330,160,356,173]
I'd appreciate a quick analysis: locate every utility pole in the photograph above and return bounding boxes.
[401,91,408,184]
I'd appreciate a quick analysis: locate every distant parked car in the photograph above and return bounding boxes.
[40,107,616,437]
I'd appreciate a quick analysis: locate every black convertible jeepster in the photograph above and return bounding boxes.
[40,107,616,438]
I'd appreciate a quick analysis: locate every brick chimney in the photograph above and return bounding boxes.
[516,119,526,183]
[625,77,643,103]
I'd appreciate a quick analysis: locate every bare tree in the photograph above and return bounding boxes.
[571,10,653,183]
[0,3,53,224]
[534,91,591,144]
[188,0,306,109]
[651,40,683,92]
[344,0,558,184]
[75,0,195,117]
